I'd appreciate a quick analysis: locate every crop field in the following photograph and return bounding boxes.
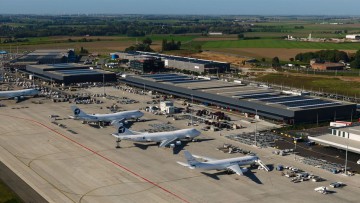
[1,35,200,55]
[202,39,360,50]
[255,73,360,97]
[202,47,358,61]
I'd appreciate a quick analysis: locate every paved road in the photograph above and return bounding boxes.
[0,161,48,203]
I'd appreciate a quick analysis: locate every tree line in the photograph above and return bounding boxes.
[0,15,252,39]
[295,50,349,63]
[294,49,360,69]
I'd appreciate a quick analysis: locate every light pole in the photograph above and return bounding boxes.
[191,94,194,125]
[345,132,349,175]
[254,109,258,147]
[103,73,105,96]
[294,140,297,160]
[143,83,146,103]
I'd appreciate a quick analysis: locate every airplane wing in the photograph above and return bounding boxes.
[110,118,126,125]
[192,155,218,162]
[226,164,244,176]
[159,137,178,148]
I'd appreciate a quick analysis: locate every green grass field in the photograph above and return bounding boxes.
[0,179,22,203]
[203,39,360,50]
[255,73,360,97]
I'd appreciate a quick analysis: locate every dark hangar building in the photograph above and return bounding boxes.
[25,63,117,84]
[121,73,357,124]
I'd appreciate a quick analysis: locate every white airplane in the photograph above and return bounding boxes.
[0,89,39,101]
[70,105,144,123]
[112,122,201,148]
[177,151,269,176]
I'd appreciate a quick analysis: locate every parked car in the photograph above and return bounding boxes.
[329,182,345,188]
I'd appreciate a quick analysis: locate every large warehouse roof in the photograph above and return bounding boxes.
[122,73,357,124]
[25,63,116,84]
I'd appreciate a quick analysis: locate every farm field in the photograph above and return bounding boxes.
[204,48,358,61]
[202,39,360,50]
[255,73,360,97]
[0,35,199,55]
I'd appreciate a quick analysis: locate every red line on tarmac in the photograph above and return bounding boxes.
[0,114,190,203]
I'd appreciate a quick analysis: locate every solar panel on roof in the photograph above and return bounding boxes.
[261,96,303,103]
[171,80,208,84]
[233,92,275,97]
[287,102,340,109]
[282,99,337,108]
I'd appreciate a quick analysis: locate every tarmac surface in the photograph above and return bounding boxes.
[0,86,359,203]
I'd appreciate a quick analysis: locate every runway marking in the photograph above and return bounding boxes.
[0,114,190,203]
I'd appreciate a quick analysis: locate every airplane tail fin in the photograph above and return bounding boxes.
[71,106,87,117]
[184,151,199,166]
[111,121,135,137]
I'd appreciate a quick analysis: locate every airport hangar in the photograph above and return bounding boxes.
[23,63,117,85]
[121,73,357,124]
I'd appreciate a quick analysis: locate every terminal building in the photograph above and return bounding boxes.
[121,73,357,124]
[24,63,116,85]
[112,51,230,74]
[309,125,360,154]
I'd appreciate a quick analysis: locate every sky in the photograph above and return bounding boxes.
[0,0,358,16]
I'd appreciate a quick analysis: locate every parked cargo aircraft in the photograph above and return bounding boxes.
[112,122,201,148]
[177,151,269,176]
[70,105,144,123]
[0,89,39,101]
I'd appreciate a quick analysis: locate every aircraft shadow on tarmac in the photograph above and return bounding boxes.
[201,169,263,184]
[129,138,214,154]
[173,138,215,154]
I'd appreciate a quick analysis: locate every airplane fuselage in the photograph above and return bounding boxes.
[120,128,200,142]
[0,89,39,99]
[77,110,144,122]
[193,156,259,170]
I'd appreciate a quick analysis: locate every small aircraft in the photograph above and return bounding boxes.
[112,122,201,148]
[177,151,269,176]
[70,105,144,124]
[0,89,39,101]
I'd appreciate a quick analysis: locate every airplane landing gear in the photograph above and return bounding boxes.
[116,138,121,149]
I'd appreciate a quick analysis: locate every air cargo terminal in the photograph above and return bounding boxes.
[121,73,357,124]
